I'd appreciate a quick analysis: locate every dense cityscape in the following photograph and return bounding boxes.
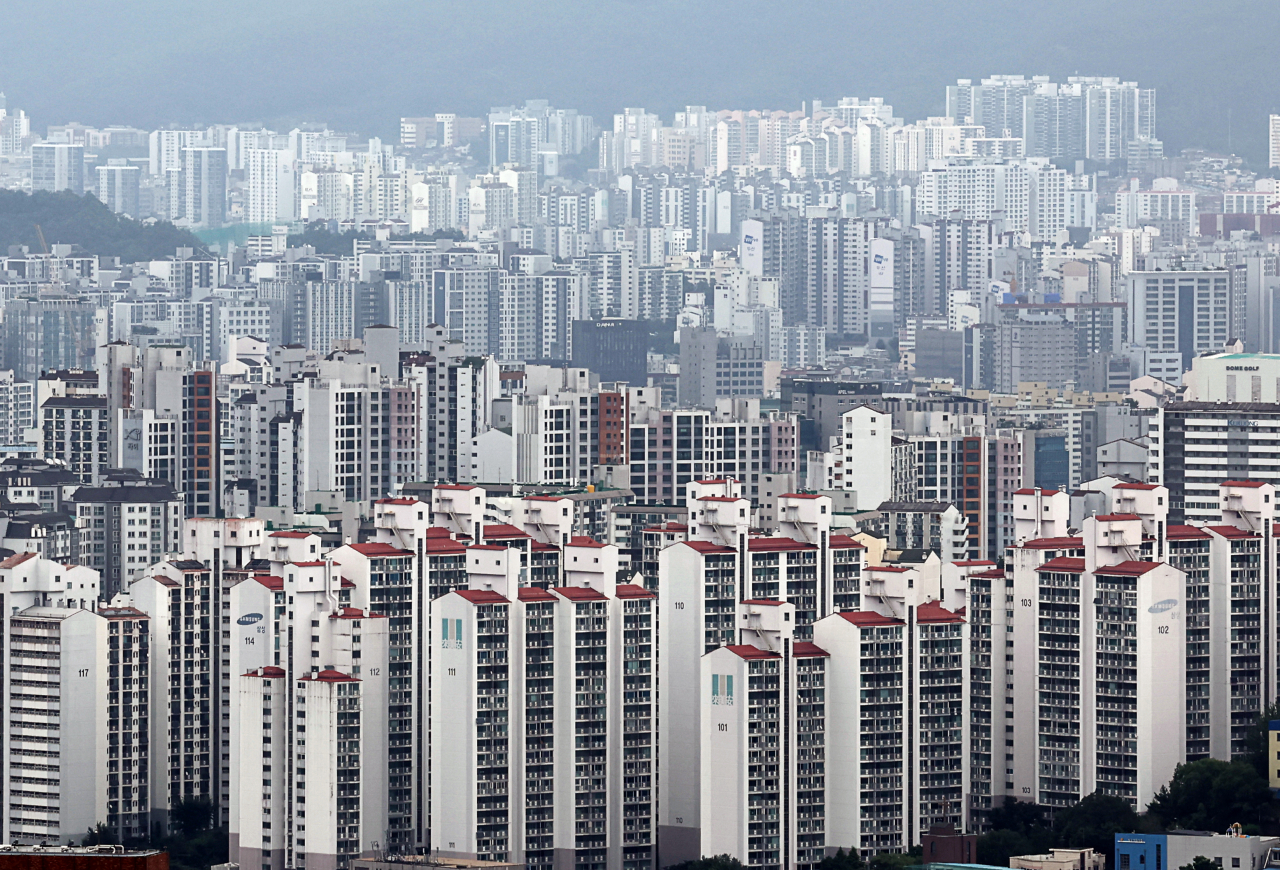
[2,62,1280,870]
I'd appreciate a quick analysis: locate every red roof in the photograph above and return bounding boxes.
[1167,525,1211,540]
[346,542,413,556]
[340,577,356,588]
[567,536,607,548]
[741,598,784,606]
[455,589,509,604]
[699,496,745,503]
[244,666,287,679]
[839,611,902,627]
[698,479,734,485]
[869,565,910,573]
[290,560,327,568]
[917,600,966,624]
[329,607,385,619]
[425,539,468,555]
[614,584,655,600]
[1014,488,1059,496]
[1021,536,1083,550]
[434,484,480,491]
[1208,525,1256,539]
[780,493,823,499]
[1095,560,1161,576]
[517,587,557,602]
[484,524,530,539]
[748,537,816,552]
[531,541,559,552]
[1114,483,1160,490]
[270,530,311,538]
[554,586,608,601]
[828,534,864,549]
[972,569,1006,579]
[1094,513,1141,522]
[1223,480,1268,488]
[953,560,995,567]
[682,540,735,555]
[793,641,830,657]
[254,574,283,590]
[1036,557,1086,573]
[299,669,359,683]
[523,495,566,502]
[725,644,780,660]
[644,523,688,533]
[101,606,148,620]
[374,497,420,505]
[0,553,37,569]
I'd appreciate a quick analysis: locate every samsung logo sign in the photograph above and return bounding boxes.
[1148,599,1178,614]
[237,613,264,625]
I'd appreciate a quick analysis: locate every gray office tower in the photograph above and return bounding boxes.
[572,319,649,385]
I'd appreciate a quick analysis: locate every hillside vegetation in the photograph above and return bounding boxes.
[0,189,201,263]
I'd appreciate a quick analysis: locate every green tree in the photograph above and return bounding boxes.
[990,797,1051,836]
[82,822,117,846]
[1181,858,1220,870]
[1243,700,1280,778]
[976,829,1036,868]
[818,848,865,870]
[1053,792,1140,858]
[286,222,462,257]
[868,846,921,870]
[667,856,744,870]
[169,796,213,837]
[1147,758,1273,833]
[0,190,202,262]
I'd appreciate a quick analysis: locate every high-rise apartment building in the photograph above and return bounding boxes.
[180,147,227,228]
[1127,269,1237,369]
[31,143,85,194]
[657,486,865,865]
[916,160,1030,233]
[97,161,141,216]
[1154,402,1280,523]
[2,606,109,844]
[70,473,183,598]
[41,395,111,483]
[430,541,656,869]
[230,556,392,870]
[1007,497,1185,810]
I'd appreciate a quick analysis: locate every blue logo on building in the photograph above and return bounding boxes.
[237,613,264,625]
[1148,599,1177,614]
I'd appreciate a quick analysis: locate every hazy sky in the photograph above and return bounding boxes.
[5,0,1278,162]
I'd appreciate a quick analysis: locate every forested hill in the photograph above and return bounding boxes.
[0,189,202,263]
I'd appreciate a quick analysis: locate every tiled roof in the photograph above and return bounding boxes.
[1036,557,1086,573]
[455,589,509,604]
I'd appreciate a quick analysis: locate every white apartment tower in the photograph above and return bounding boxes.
[1010,510,1186,809]
[430,541,656,870]
[1,605,109,845]
[231,557,391,870]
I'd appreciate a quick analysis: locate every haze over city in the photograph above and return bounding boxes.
[5,6,1280,870]
[3,0,1279,159]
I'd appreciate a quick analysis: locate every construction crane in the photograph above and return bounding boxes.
[33,223,48,254]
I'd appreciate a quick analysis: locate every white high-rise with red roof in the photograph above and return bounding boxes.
[430,538,655,870]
